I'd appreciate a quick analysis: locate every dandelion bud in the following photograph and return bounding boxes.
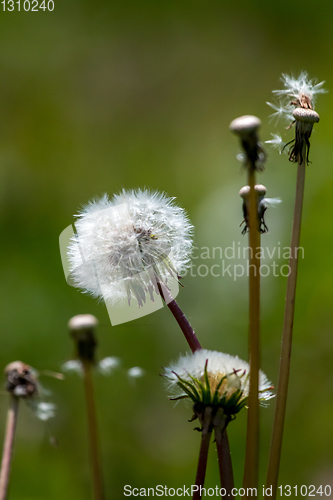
[230,115,266,171]
[68,314,98,364]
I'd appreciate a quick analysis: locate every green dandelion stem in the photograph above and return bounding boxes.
[0,395,19,500]
[215,428,234,498]
[265,146,306,500]
[243,164,261,494]
[157,281,202,353]
[193,408,213,500]
[83,361,105,500]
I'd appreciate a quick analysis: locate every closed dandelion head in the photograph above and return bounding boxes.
[239,184,280,235]
[4,361,56,421]
[68,314,98,364]
[163,350,273,429]
[267,72,326,164]
[230,115,266,171]
[67,189,193,308]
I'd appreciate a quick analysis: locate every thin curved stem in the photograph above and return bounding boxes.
[265,154,306,500]
[83,362,104,500]
[243,165,261,494]
[157,281,202,353]
[0,396,19,500]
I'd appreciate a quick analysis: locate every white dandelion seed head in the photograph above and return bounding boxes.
[164,349,273,413]
[98,356,121,375]
[67,189,193,306]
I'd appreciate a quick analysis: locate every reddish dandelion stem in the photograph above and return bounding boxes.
[0,396,19,500]
[157,281,202,353]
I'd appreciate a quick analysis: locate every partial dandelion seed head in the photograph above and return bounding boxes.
[67,189,193,307]
[267,72,326,164]
[268,72,326,125]
[4,361,56,421]
[163,349,273,417]
[273,72,326,108]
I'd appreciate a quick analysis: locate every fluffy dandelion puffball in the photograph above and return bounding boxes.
[67,189,193,306]
[164,349,273,416]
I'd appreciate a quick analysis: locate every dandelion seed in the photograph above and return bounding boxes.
[265,134,287,154]
[266,102,294,125]
[67,190,193,309]
[98,356,121,375]
[127,367,145,378]
[61,359,83,374]
[33,402,57,421]
[163,349,273,420]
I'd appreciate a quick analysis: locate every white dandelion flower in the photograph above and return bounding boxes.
[163,349,273,417]
[265,134,287,154]
[67,189,193,308]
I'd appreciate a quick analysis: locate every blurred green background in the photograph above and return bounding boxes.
[1,0,333,498]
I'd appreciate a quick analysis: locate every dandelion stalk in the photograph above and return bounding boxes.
[265,72,324,499]
[265,146,306,500]
[82,361,104,500]
[214,422,234,497]
[193,407,213,500]
[243,165,261,492]
[164,351,273,499]
[68,315,104,500]
[0,396,19,500]
[230,115,265,493]
[157,281,201,353]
